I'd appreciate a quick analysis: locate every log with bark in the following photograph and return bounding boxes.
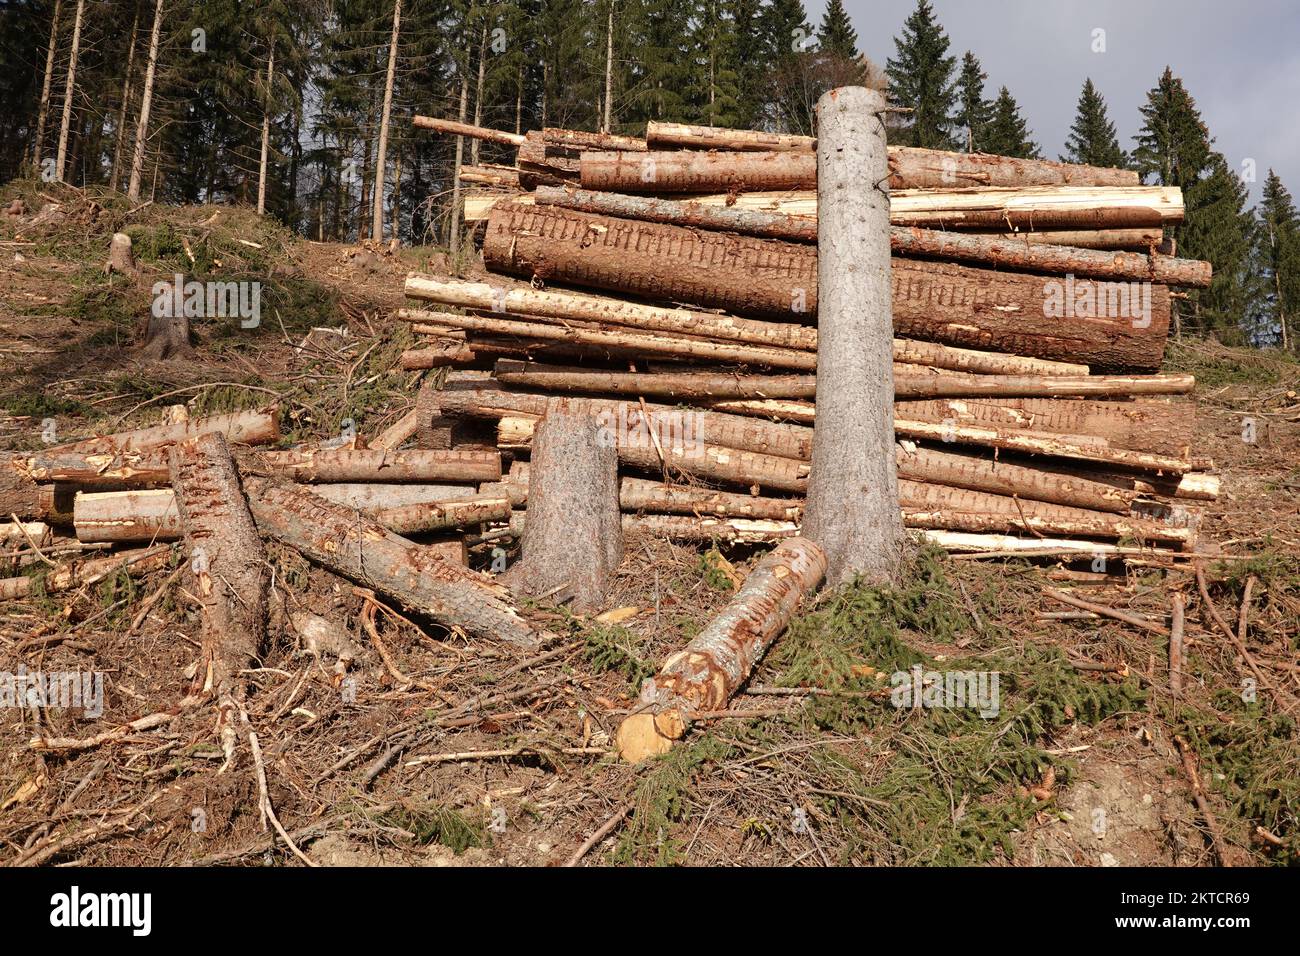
[616,537,826,762]
[243,478,541,646]
[253,448,500,483]
[168,432,267,701]
[54,406,281,454]
[480,202,1171,370]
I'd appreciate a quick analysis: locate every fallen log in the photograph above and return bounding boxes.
[916,530,1183,559]
[53,407,281,455]
[504,400,622,611]
[369,495,512,535]
[254,448,500,483]
[481,203,1172,370]
[541,127,646,152]
[74,489,179,542]
[458,164,521,188]
[891,372,1195,399]
[243,478,540,646]
[0,544,175,602]
[8,450,170,488]
[643,122,1141,188]
[978,227,1164,251]
[399,343,477,369]
[169,432,267,700]
[616,537,826,762]
[619,477,802,521]
[534,185,1209,286]
[308,483,477,509]
[412,114,526,147]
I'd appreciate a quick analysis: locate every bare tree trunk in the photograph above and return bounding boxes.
[54,0,86,183]
[602,1,614,134]
[391,146,403,240]
[470,23,487,167]
[371,0,402,242]
[109,4,140,190]
[448,67,469,256]
[127,0,164,202]
[514,64,523,135]
[32,0,64,171]
[256,45,275,216]
[802,86,902,586]
[503,400,622,612]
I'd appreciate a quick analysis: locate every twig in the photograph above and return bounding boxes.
[244,711,317,867]
[1170,592,1186,697]
[9,514,54,567]
[1043,587,1169,635]
[404,744,606,767]
[1173,735,1233,867]
[565,801,633,867]
[126,564,184,634]
[1194,562,1284,707]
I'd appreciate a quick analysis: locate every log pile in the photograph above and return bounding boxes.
[397,116,1216,567]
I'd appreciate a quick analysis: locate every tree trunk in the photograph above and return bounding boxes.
[802,87,902,586]
[470,23,487,167]
[243,478,540,646]
[54,0,86,183]
[56,407,280,455]
[602,1,614,134]
[109,4,140,189]
[252,448,499,483]
[372,0,402,241]
[616,537,826,762]
[127,0,164,202]
[168,433,267,699]
[412,115,525,146]
[105,232,136,274]
[448,68,470,256]
[256,45,275,216]
[503,400,622,611]
[140,312,190,360]
[31,0,64,171]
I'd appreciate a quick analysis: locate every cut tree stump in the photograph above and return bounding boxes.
[802,85,904,586]
[503,398,622,612]
[105,232,136,275]
[243,477,540,646]
[617,537,826,762]
[168,433,268,700]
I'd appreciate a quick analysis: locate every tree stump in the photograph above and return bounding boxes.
[105,231,136,275]
[503,398,622,612]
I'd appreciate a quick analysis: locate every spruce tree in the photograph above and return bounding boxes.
[981,86,1039,159]
[1133,66,1211,190]
[1062,78,1127,169]
[952,51,991,152]
[817,0,857,59]
[1180,153,1254,337]
[758,0,811,132]
[727,0,764,129]
[885,0,957,149]
[1249,170,1300,348]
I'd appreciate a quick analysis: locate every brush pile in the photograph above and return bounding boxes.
[397,116,1218,564]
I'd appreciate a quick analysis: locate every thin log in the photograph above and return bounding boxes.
[53,407,281,455]
[1170,593,1186,697]
[370,495,512,535]
[243,478,540,646]
[0,544,174,601]
[412,114,525,146]
[893,372,1195,399]
[616,537,826,762]
[168,432,267,699]
[254,448,500,483]
[399,344,477,369]
[74,488,178,543]
[541,127,646,152]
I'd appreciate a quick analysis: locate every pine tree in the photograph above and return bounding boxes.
[885,0,957,149]
[726,0,764,129]
[1249,170,1300,348]
[1133,66,1211,190]
[952,51,991,152]
[1180,153,1254,337]
[981,86,1039,159]
[1061,78,1127,168]
[817,0,856,59]
[691,0,742,128]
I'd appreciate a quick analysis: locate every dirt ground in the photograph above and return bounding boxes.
[1,183,1297,868]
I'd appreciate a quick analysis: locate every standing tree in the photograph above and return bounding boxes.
[126,0,164,201]
[1062,78,1127,169]
[885,0,957,149]
[54,0,86,182]
[817,0,857,59]
[372,0,403,239]
[1250,170,1300,349]
[31,0,65,173]
[982,86,1040,159]
[758,0,810,132]
[953,51,991,152]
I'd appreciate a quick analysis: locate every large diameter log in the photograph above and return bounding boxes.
[889,186,1183,229]
[74,489,179,542]
[504,400,622,612]
[400,344,477,369]
[536,185,1209,286]
[803,86,902,586]
[481,203,1171,370]
[169,432,267,698]
[397,307,815,370]
[8,450,170,488]
[617,537,827,762]
[412,114,526,146]
[244,478,540,647]
[255,448,500,483]
[644,122,1140,188]
[54,407,280,455]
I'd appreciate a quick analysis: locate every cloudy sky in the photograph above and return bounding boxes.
[813,0,1300,203]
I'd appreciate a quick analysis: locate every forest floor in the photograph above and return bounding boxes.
[0,181,1297,868]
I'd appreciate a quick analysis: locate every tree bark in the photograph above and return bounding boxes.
[371,0,402,242]
[448,69,470,256]
[601,1,614,134]
[243,477,540,646]
[616,537,826,762]
[412,115,526,146]
[802,86,903,586]
[56,407,280,455]
[256,44,275,216]
[252,448,499,483]
[168,433,267,699]
[54,0,86,183]
[503,400,622,611]
[31,0,64,171]
[470,22,487,167]
[105,232,136,274]
[127,0,164,202]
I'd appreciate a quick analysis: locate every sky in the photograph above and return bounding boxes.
[812,0,1300,204]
